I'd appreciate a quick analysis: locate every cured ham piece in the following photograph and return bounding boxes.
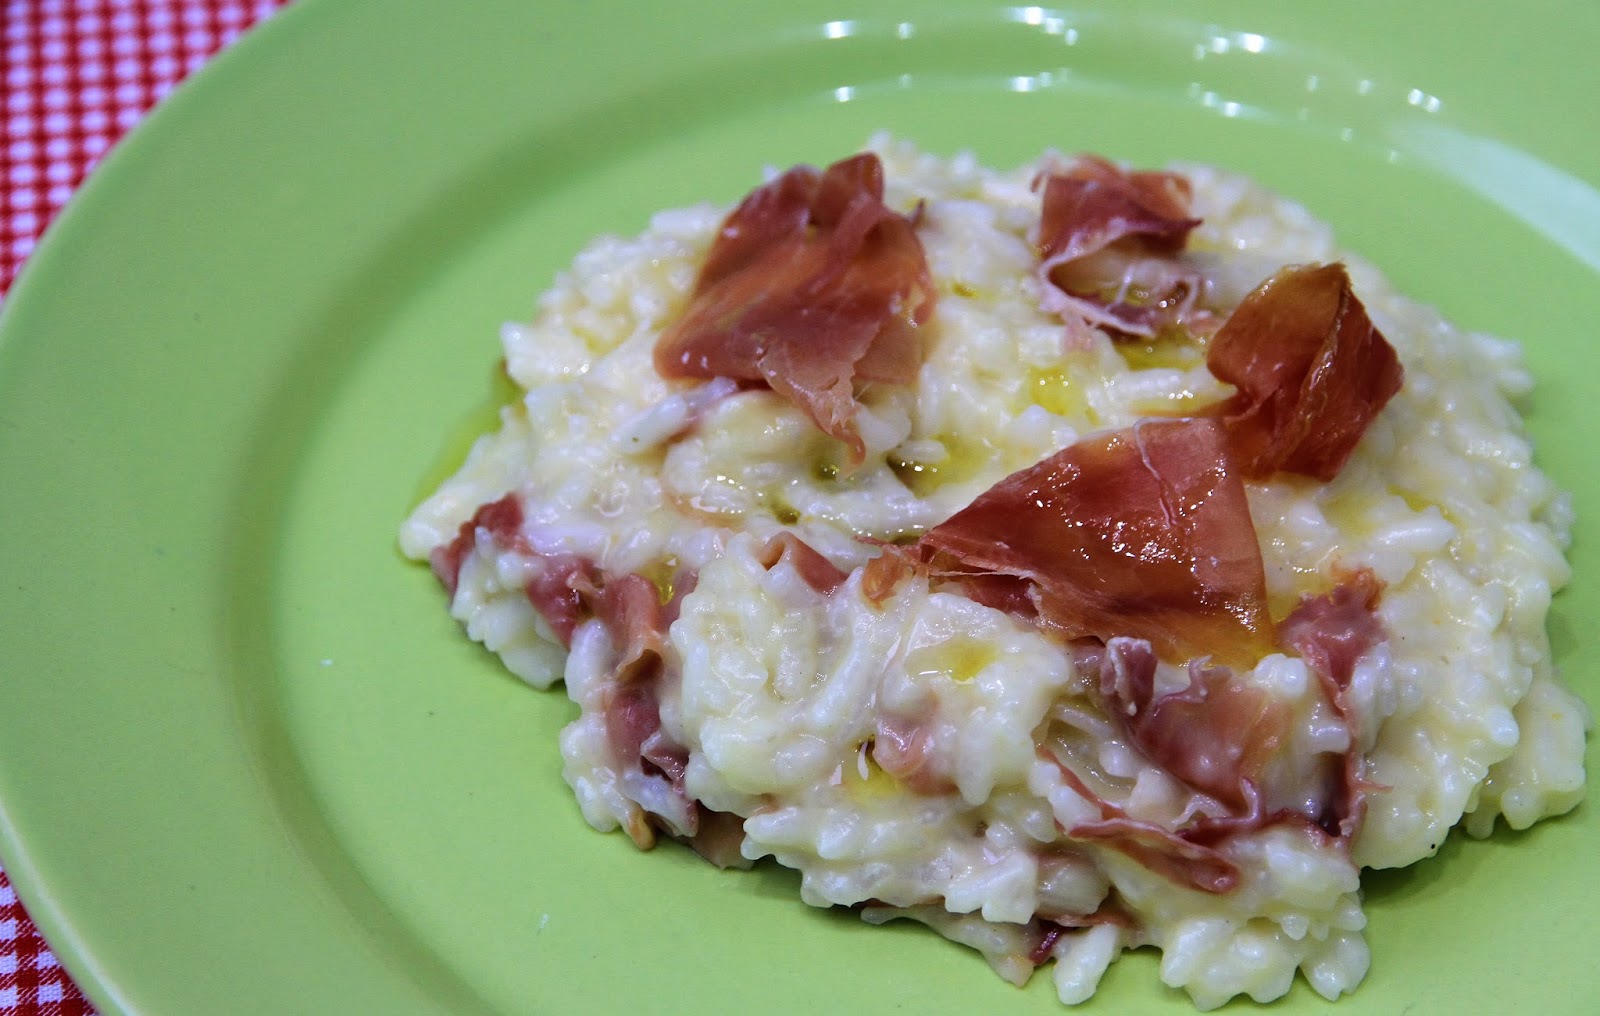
[1071,819,1241,894]
[523,554,603,648]
[1100,571,1389,841]
[575,562,705,850]
[1028,925,1066,966]
[429,489,694,675]
[1025,906,1133,965]
[1045,733,1354,893]
[1046,758,1242,894]
[429,493,525,597]
[1279,568,1389,836]
[429,500,714,847]
[429,494,605,647]
[1206,263,1403,481]
[1279,568,1386,701]
[604,680,669,774]
[1035,156,1209,338]
[758,532,848,595]
[602,665,697,850]
[1098,638,1290,812]
[686,806,752,869]
[872,713,956,795]
[655,152,936,464]
[592,571,671,683]
[869,418,1272,665]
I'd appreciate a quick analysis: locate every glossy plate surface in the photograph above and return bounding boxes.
[0,1,1596,1012]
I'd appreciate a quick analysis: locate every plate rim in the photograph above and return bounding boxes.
[1,1,1596,1013]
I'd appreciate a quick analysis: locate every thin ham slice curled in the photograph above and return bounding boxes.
[1278,568,1390,836]
[1035,155,1209,339]
[430,493,524,597]
[757,532,848,596]
[1206,262,1403,481]
[868,417,1272,665]
[1044,756,1243,894]
[655,152,936,465]
[1098,637,1289,813]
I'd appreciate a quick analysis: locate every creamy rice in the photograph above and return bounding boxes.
[400,137,1588,1008]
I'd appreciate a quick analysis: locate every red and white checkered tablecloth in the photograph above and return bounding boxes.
[1,4,292,1011]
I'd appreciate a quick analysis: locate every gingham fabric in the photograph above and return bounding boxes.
[1,4,291,1010]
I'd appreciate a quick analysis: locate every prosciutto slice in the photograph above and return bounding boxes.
[758,532,848,595]
[429,493,525,597]
[872,713,956,796]
[655,152,936,465]
[591,571,671,683]
[1089,572,1388,846]
[1027,905,1133,965]
[1206,263,1403,481]
[1047,645,1348,893]
[870,418,1272,664]
[1045,757,1242,894]
[1279,569,1389,836]
[1035,156,1209,338]
[1098,637,1289,812]
[522,554,602,648]
[1279,568,1386,708]
[570,562,698,848]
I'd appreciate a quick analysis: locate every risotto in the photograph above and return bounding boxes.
[399,138,1588,1009]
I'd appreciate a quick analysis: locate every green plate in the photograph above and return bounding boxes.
[1,1,1596,1013]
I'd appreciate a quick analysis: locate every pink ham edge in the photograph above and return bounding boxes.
[875,417,1273,666]
[1024,902,1139,966]
[1028,925,1066,966]
[603,680,669,777]
[758,531,849,595]
[429,491,732,854]
[1034,155,1211,340]
[593,535,849,858]
[871,713,957,796]
[523,554,602,649]
[654,152,937,466]
[429,492,524,597]
[1026,901,1136,966]
[1098,637,1291,814]
[758,533,961,795]
[1279,568,1387,700]
[592,571,670,681]
[1044,756,1243,894]
[583,566,704,849]
[1278,568,1391,837]
[1206,262,1404,481]
[854,422,1396,888]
